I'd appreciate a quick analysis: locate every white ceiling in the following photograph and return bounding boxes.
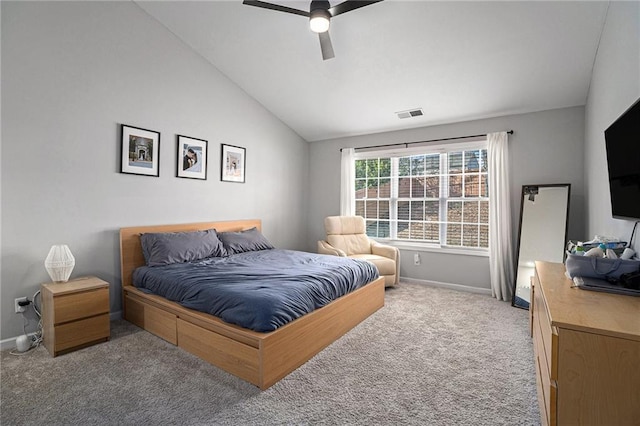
[136,1,609,142]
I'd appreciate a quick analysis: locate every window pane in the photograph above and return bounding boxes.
[481,149,488,172]
[409,222,424,240]
[479,225,489,248]
[355,179,366,197]
[397,221,410,238]
[367,159,379,177]
[463,224,479,247]
[378,221,390,238]
[463,201,479,224]
[425,176,440,198]
[449,175,462,197]
[411,178,424,198]
[449,152,462,173]
[464,175,480,197]
[379,178,390,198]
[397,201,410,220]
[379,201,390,219]
[399,157,411,176]
[447,201,462,223]
[367,179,379,198]
[355,159,366,179]
[379,158,391,177]
[366,220,378,237]
[481,174,488,197]
[425,201,439,221]
[447,224,462,245]
[424,223,439,242]
[365,200,378,219]
[480,201,489,224]
[465,150,480,172]
[411,156,425,176]
[411,201,424,221]
[399,177,411,198]
[425,154,439,175]
[355,200,365,217]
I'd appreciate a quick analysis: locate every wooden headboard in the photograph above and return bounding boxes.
[119,219,262,288]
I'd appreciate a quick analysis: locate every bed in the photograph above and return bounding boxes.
[120,219,385,390]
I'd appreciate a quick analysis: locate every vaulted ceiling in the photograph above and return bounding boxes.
[136,1,609,142]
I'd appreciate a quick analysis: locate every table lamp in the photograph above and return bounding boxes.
[44,244,75,282]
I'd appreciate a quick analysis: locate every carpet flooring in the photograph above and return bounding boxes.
[1,281,539,425]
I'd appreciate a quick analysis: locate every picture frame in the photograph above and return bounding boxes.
[120,124,160,177]
[177,135,208,180]
[220,144,246,183]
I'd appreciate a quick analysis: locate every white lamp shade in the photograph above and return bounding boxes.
[44,245,75,282]
[310,10,330,33]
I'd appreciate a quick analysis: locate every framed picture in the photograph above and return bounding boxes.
[221,144,246,183]
[120,124,160,177]
[177,135,208,180]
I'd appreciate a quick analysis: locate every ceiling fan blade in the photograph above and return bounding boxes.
[242,0,309,17]
[319,31,335,60]
[329,0,383,17]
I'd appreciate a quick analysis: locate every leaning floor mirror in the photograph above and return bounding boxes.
[512,184,571,309]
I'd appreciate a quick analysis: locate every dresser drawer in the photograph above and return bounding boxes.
[534,353,549,426]
[533,278,557,379]
[53,313,110,352]
[53,288,109,324]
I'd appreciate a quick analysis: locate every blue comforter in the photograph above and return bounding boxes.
[133,249,379,332]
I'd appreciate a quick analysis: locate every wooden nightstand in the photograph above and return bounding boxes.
[42,276,110,356]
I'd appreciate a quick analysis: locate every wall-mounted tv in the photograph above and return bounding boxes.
[604,97,640,221]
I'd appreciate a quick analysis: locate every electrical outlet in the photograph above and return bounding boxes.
[14,297,27,314]
[413,253,420,265]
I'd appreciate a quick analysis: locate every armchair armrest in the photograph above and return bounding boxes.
[371,241,399,261]
[318,240,347,257]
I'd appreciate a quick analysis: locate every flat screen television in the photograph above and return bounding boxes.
[604,97,640,221]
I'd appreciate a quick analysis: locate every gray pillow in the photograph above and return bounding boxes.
[140,229,226,266]
[218,227,274,255]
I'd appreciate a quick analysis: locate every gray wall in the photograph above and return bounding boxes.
[308,107,585,290]
[1,2,309,340]
[584,1,640,250]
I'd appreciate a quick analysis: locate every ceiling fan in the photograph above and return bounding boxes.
[242,0,383,60]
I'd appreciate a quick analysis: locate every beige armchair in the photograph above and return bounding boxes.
[318,216,399,287]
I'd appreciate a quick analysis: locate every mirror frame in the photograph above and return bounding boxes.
[511,183,571,309]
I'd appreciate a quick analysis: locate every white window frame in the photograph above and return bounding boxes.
[353,139,489,256]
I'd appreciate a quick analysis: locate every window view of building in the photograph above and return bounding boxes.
[354,147,489,249]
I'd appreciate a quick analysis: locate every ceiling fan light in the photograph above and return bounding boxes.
[310,9,330,33]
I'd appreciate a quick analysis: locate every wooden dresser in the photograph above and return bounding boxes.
[531,261,640,425]
[42,276,110,356]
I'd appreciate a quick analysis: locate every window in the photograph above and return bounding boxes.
[353,142,489,249]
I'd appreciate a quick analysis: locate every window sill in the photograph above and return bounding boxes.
[373,239,489,257]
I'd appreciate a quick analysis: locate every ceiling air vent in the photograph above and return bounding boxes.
[396,108,424,119]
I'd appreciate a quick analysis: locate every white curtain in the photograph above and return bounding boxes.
[488,132,515,301]
[340,148,355,216]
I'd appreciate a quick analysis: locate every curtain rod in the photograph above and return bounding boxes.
[339,130,514,152]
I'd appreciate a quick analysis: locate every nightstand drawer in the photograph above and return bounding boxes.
[53,288,109,324]
[54,313,110,352]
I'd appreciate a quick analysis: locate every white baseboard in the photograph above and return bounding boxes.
[401,276,492,296]
[1,310,124,351]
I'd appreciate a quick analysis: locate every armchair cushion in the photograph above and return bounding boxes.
[317,240,346,257]
[325,216,372,256]
[349,254,396,276]
[371,241,398,260]
[327,234,371,256]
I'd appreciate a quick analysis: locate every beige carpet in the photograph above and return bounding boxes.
[1,281,539,425]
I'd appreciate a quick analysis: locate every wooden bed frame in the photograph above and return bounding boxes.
[120,219,385,390]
